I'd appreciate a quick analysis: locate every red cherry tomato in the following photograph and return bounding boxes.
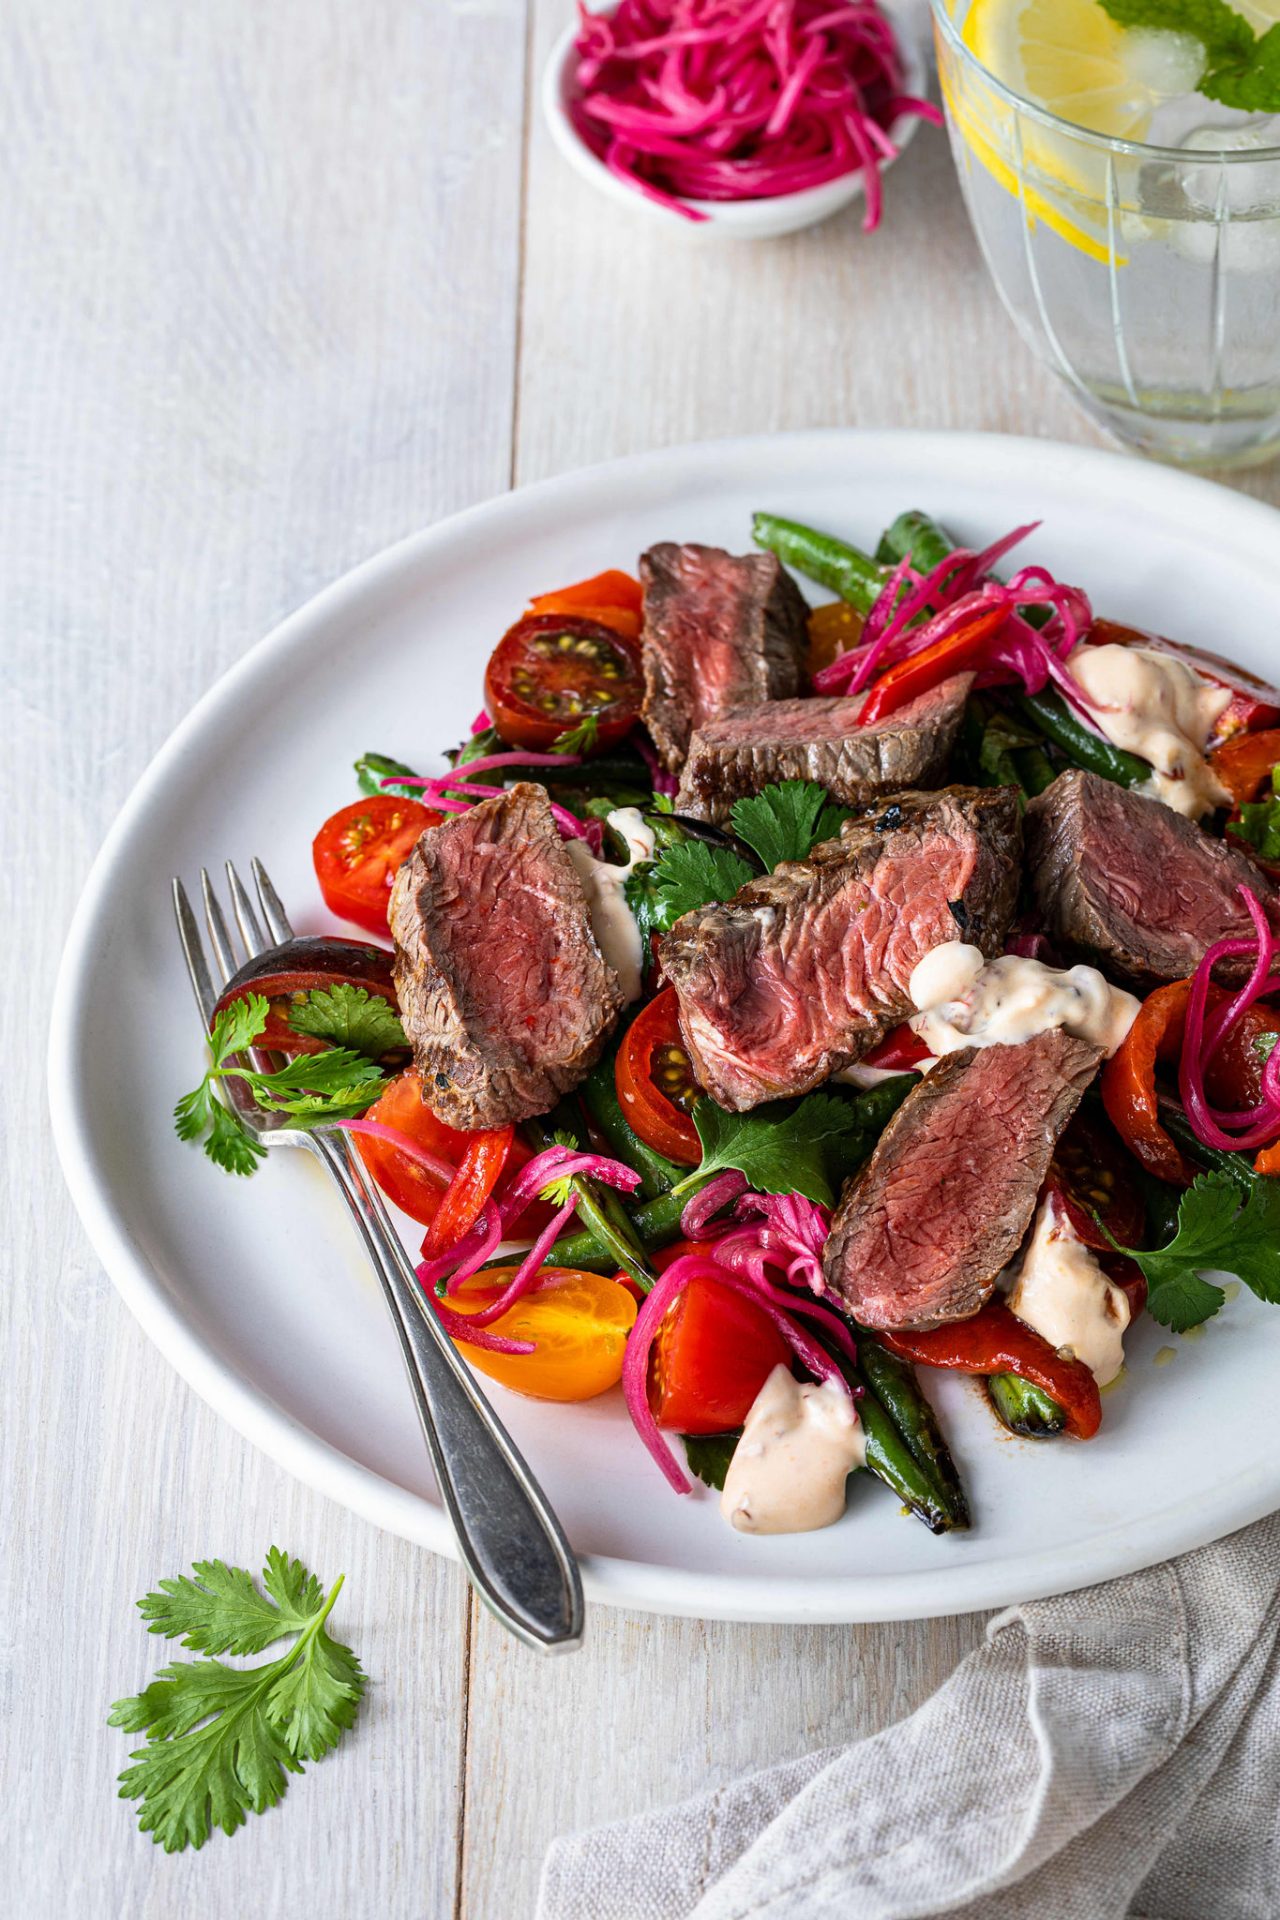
[211,937,401,1059]
[615,989,702,1166]
[355,1067,472,1226]
[648,1272,791,1434]
[313,796,438,935]
[1044,1112,1146,1253]
[484,612,643,753]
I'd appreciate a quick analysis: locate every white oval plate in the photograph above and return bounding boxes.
[50,430,1280,1623]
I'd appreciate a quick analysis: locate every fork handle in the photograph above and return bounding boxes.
[314,1134,584,1653]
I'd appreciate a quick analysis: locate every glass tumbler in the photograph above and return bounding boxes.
[931,0,1280,468]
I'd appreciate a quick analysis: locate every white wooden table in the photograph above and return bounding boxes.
[6,4,1279,1915]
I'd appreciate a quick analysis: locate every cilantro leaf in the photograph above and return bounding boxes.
[1096,0,1250,67]
[355,750,425,798]
[205,1102,268,1175]
[640,840,755,931]
[175,991,388,1177]
[109,1550,365,1852]
[286,983,406,1059]
[173,995,271,1176]
[210,991,271,1064]
[551,712,601,756]
[137,1549,325,1655]
[690,1090,862,1209]
[1228,771,1280,862]
[684,1432,740,1490]
[1109,1171,1280,1331]
[730,780,850,871]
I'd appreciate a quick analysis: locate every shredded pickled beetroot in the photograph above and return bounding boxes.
[569,0,939,228]
[1178,886,1280,1152]
[382,767,601,851]
[812,525,1098,727]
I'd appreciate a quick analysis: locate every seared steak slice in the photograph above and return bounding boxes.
[674,674,971,824]
[639,543,808,770]
[389,782,624,1129]
[1026,768,1280,989]
[660,786,1021,1111]
[823,1030,1103,1331]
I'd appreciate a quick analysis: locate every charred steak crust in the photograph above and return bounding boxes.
[659,785,1022,1112]
[388,781,624,1130]
[1025,768,1280,989]
[823,1029,1104,1332]
[673,675,972,824]
[639,542,809,771]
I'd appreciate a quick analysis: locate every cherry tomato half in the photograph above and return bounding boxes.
[355,1067,473,1227]
[615,989,703,1166]
[211,937,402,1058]
[445,1267,638,1402]
[484,612,643,753]
[313,796,438,935]
[1045,1112,1145,1253]
[648,1272,791,1434]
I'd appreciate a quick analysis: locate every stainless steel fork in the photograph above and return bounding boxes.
[172,857,584,1653]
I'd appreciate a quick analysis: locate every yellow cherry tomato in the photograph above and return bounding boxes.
[446,1267,638,1402]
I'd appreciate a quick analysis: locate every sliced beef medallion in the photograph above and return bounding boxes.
[823,1029,1104,1332]
[660,785,1021,1111]
[674,674,971,824]
[388,782,624,1130]
[639,542,808,770]
[1026,767,1280,989]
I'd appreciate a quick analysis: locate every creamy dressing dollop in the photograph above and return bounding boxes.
[908,942,1139,1060]
[565,806,656,1005]
[720,1366,865,1535]
[1067,642,1231,819]
[1006,1197,1131,1387]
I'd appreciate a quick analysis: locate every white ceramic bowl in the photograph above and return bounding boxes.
[542,10,929,240]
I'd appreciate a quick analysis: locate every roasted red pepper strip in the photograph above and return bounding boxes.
[881,1300,1103,1439]
[527,569,643,643]
[420,1124,514,1257]
[858,605,1011,725]
[1209,728,1280,807]
[1100,980,1199,1187]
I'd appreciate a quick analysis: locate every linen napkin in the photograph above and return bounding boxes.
[538,1513,1280,1920]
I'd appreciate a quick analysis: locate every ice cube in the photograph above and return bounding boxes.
[1180,118,1280,216]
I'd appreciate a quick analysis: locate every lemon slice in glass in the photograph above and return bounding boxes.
[963,0,1206,142]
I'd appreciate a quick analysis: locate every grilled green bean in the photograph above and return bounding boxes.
[751,512,884,614]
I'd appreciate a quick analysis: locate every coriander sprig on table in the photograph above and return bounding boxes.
[109,1549,365,1853]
